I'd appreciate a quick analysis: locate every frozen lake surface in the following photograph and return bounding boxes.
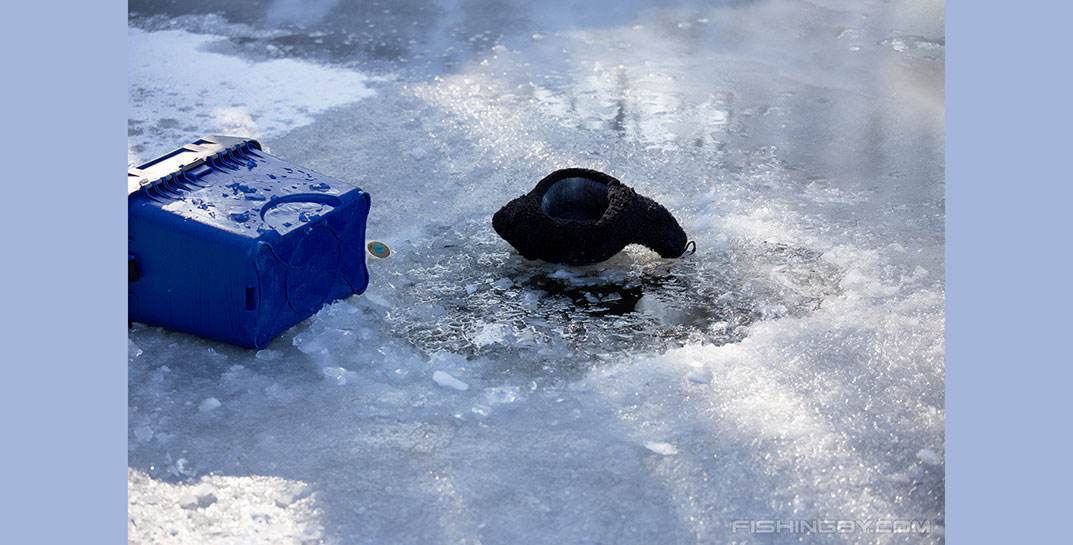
[128,1,944,543]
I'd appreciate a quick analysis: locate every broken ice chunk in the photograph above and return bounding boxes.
[432,370,469,391]
[644,441,679,456]
[198,397,222,412]
[255,348,282,361]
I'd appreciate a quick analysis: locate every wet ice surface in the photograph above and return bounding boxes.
[128,1,944,543]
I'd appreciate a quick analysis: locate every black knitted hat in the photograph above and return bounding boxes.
[492,168,691,266]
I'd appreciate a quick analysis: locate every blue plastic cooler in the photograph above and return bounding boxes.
[128,136,371,348]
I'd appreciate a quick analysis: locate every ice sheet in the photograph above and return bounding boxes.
[128,1,945,543]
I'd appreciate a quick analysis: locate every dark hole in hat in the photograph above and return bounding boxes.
[540,177,609,222]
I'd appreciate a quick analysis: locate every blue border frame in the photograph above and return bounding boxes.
[5,1,128,543]
[5,1,1073,542]
[947,1,1073,543]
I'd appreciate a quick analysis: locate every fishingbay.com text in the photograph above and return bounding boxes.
[731,519,929,534]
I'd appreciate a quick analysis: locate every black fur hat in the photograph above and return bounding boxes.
[492,168,690,266]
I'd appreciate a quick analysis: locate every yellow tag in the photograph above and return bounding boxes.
[367,240,391,259]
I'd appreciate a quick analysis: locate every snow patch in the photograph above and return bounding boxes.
[128,470,321,544]
[128,26,376,165]
[198,397,221,413]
